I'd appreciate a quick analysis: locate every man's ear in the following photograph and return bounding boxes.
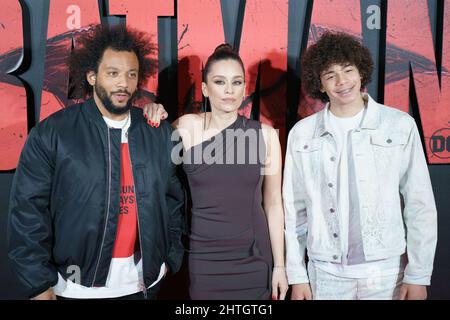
[86,71,96,86]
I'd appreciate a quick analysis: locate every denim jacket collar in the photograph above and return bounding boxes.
[314,93,380,138]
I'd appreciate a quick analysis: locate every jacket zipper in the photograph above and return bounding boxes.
[91,127,112,286]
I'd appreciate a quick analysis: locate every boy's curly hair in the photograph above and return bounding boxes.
[69,24,157,99]
[301,32,374,102]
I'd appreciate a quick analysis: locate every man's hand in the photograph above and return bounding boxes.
[143,102,168,128]
[31,288,56,300]
[290,283,313,300]
[399,284,427,300]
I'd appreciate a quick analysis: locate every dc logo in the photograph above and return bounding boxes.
[430,128,450,159]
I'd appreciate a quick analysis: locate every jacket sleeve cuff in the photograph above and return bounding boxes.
[27,279,58,299]
[286,268,309,285]
[402,274,431,286]
[166,243,185,274]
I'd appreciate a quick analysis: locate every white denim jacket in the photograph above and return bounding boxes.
[283,94,437,285]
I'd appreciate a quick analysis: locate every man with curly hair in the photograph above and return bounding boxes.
[283,32,437,300]
[7,24,185,300]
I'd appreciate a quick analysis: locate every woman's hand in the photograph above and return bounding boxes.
[143,102,168,128]
[271,266,289,300]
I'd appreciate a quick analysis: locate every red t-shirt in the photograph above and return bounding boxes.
[113,143,138,258]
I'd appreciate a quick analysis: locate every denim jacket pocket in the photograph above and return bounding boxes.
[295,138,322,181]
[369,132,409,182]
[370,132,408,147]
[295,138,322,153]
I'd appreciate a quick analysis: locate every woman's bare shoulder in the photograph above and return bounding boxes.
[173,113,204,130]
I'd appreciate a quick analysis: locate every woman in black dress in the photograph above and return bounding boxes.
[144,44,288,300]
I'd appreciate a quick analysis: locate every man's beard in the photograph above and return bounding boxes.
[94,82,137,115]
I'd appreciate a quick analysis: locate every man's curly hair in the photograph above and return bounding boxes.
[301,32,374,102]
[69,24,157,99]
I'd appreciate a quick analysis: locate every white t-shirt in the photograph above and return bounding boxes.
[53,114,166,298]
[312,107,405,278]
